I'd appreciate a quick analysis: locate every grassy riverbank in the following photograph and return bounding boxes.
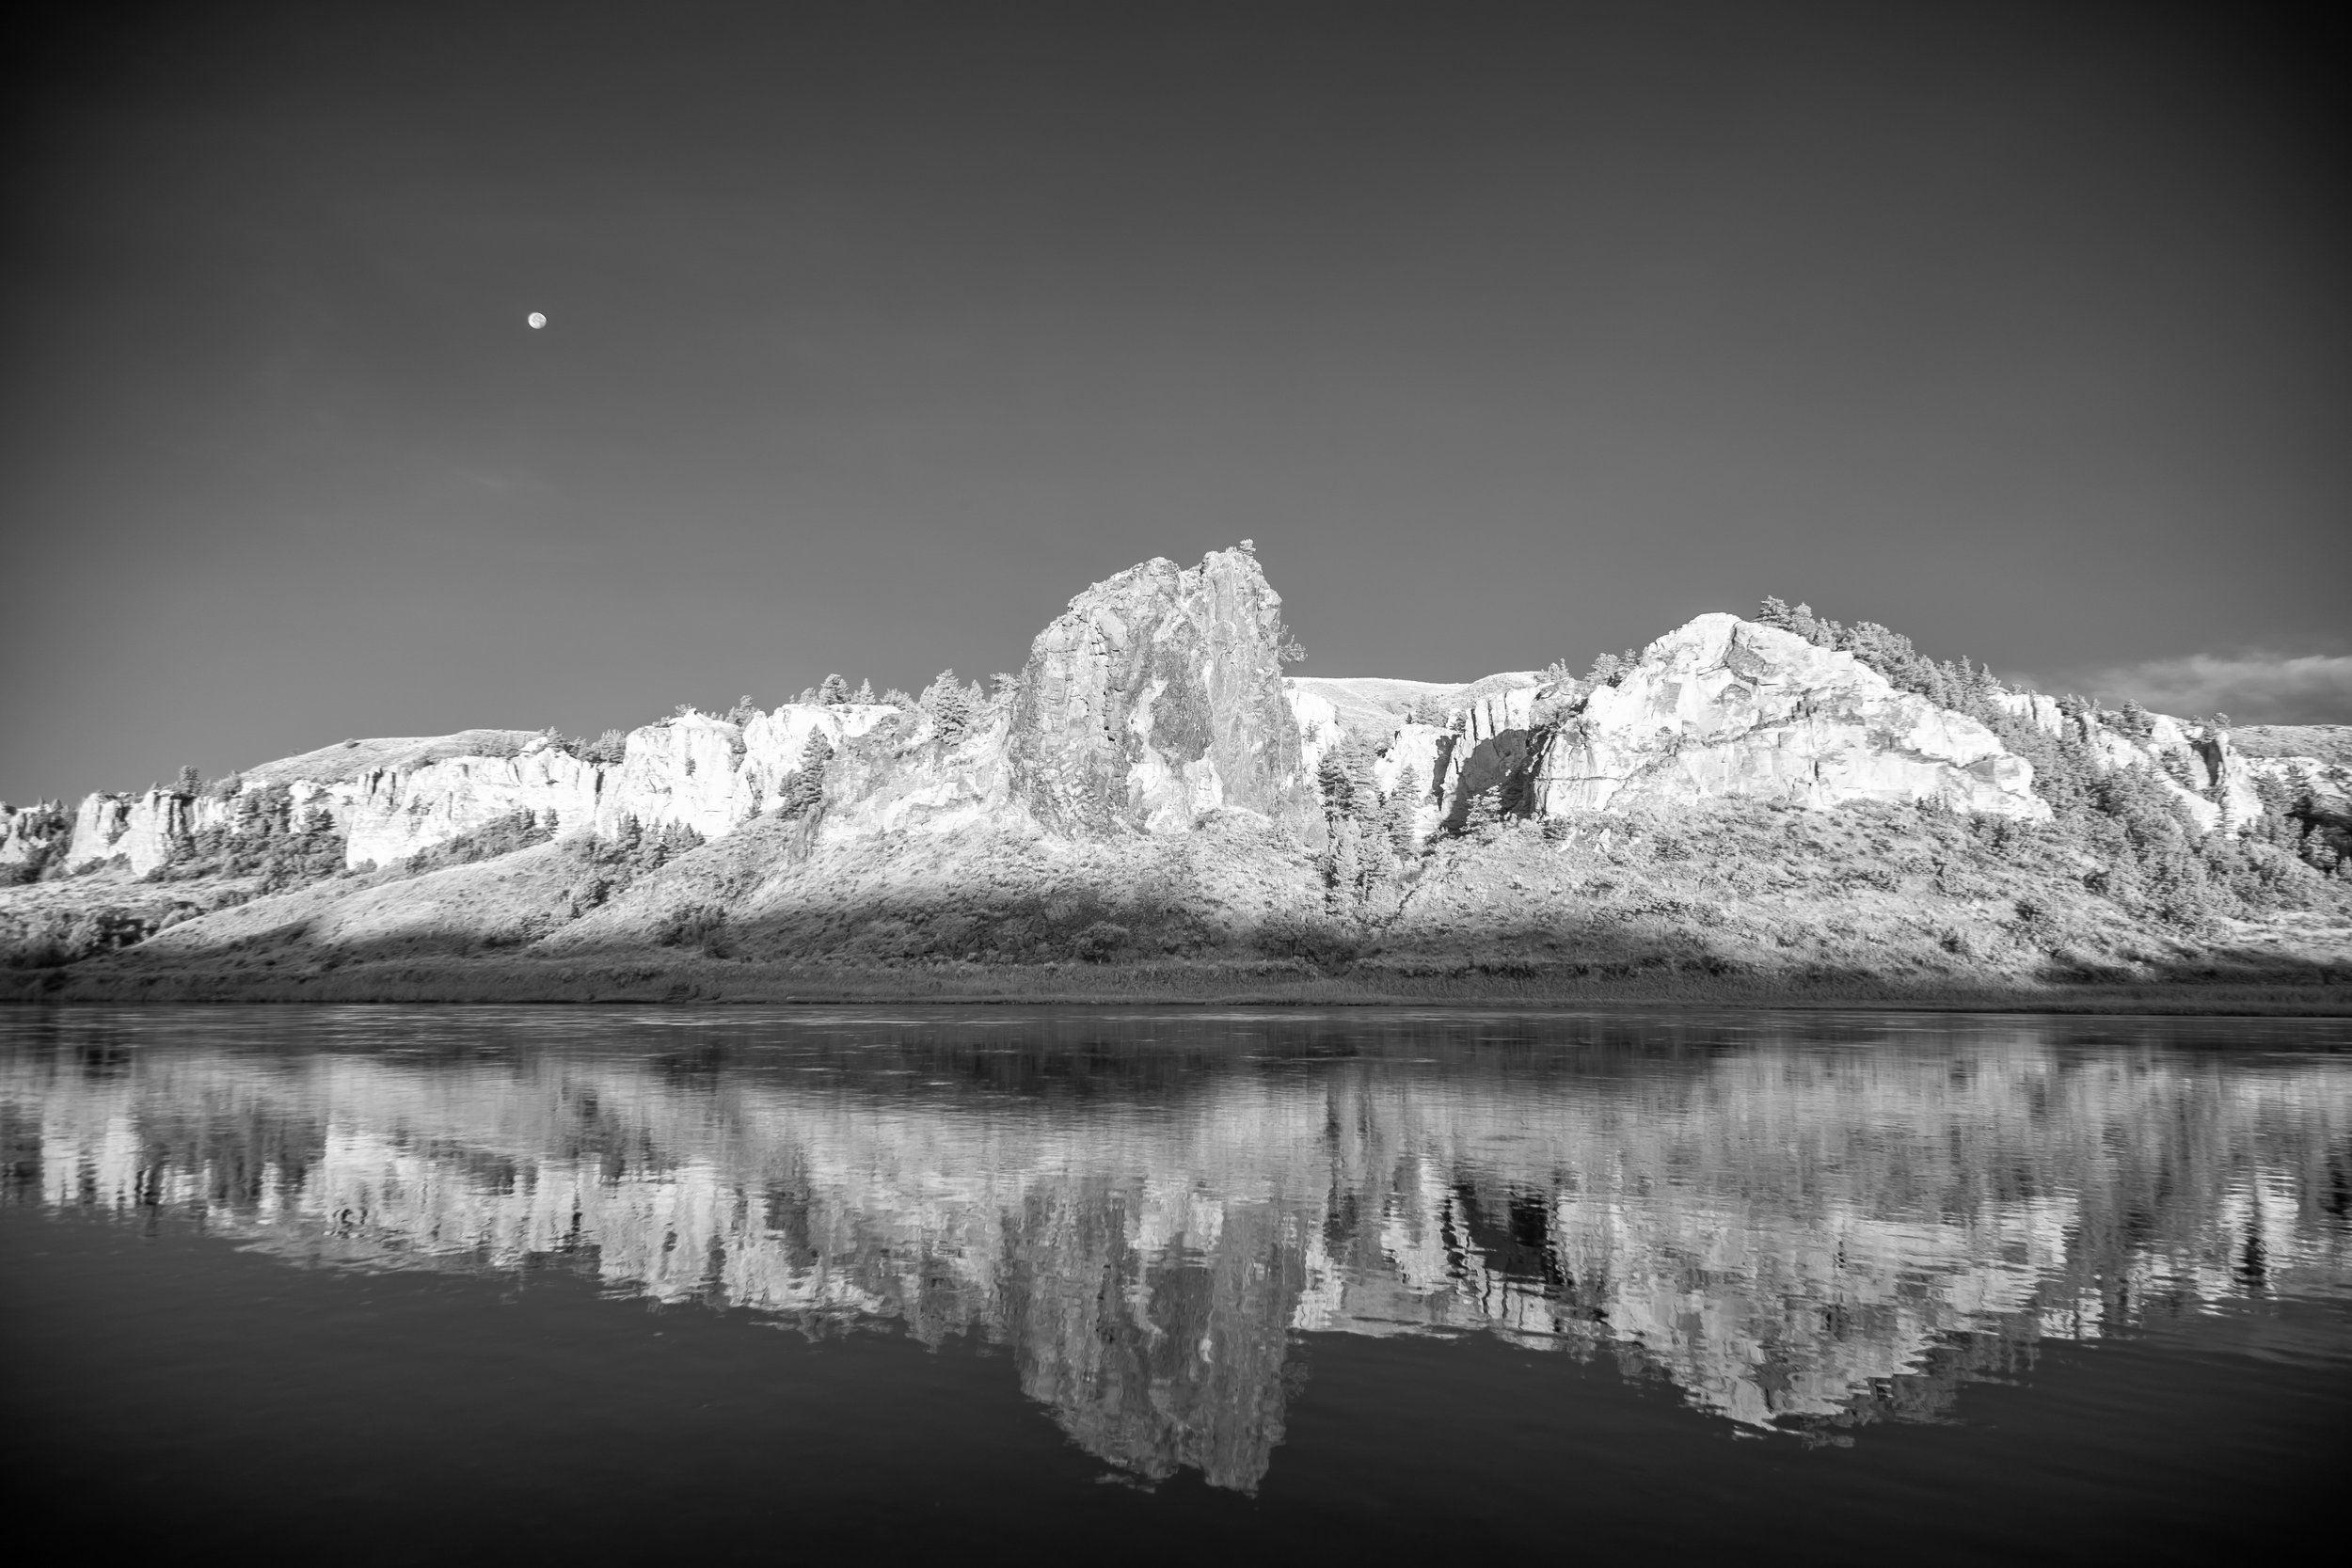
[8,951,2347,1015]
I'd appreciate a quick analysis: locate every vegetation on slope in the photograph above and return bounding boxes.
[7,597,2346,1006]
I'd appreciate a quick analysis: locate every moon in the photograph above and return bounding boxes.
[527,311,547,329]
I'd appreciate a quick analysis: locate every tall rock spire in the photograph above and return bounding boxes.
[1007,546,1314,836]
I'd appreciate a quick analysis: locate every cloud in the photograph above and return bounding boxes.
[2039,653,2352,724]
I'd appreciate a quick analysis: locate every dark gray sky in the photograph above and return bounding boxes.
[5,2,2344,800]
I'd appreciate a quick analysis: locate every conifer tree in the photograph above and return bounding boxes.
[1325,816,1362,908]
[852,678,875,704]
[920,669,977,743]
[818,673,849,706]
[1382,764,1422,857]
[780,731,834,816]
[1316,748,1359,821]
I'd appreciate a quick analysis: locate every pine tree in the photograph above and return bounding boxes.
[1586,650,1640,688]
[780,731,834,816]
[920,669,977,743]
[1382,764,1422,857]
[852,678,876,704]
[1325,817,1362,909]
[726,695,760,726]
[818,673,849,706]
[1337,732,1378,811]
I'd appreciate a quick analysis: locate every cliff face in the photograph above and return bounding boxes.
[15,549,2345,991]
[68,789,199,876]
[1008,547,1312,836]
[0,802,72,876]
[23,548,1311,891]
[1989,692,2270,833]
[1294,616,2050,840]
[40,705,903,879]
[1533,616,2049,820]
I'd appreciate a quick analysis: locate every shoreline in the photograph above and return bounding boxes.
[8,955,2347,1016]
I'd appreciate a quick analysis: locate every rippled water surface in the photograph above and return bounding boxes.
[5,1006,2347,1561]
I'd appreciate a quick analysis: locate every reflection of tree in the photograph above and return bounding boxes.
[5,1021,2347,1488]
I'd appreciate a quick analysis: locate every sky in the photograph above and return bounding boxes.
[4,1,2345,801]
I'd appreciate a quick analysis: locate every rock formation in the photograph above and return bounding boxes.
[7,545,2345,990]
[1527,615,2049,820]
[1007,546,1314,837]
[0,800,72,878]
[1288,616,2052,841]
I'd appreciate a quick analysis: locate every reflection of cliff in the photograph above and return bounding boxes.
[6,1020,2348,1487]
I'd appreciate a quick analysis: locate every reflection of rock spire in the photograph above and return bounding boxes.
[6,1023,2349,1481]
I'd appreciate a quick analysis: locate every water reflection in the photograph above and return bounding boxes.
[5,1009,2348,1492]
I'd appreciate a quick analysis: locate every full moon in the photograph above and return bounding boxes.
[527,311,547,329]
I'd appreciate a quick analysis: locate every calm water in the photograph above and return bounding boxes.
[4,1007,2347,1562]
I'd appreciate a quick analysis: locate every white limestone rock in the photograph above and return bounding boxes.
[1991,691,2064,736]
[0,802,70,873]
[1531,615,2050,820]
[342,741,604,868]
[1006,547,1313,836]
[66,789,196,876]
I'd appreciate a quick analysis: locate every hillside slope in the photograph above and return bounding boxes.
[6,546,2346,1007]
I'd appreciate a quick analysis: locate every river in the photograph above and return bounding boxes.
[3,1006,2345,1560]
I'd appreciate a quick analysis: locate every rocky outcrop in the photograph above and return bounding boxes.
[1990,692,2270,833]
[0,801,72,877]
[66,789,198,876]
[45,705,903,878]
[1532,616,2049,819]
[1287,627,2057,844]
[19,552,2337,923]
[1007,546,1313,836]
[26,548,1315,890]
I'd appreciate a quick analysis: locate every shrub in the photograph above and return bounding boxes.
[1584,650,1640,688]
[654,902,727,947]
[1760,594,2345,919]
[404,809,556,875]
[1407,694,1454,729]
[580,729,629,767]
[151,786,347,892]
[1255,911,1362,968]
[1073,921,1131,961]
